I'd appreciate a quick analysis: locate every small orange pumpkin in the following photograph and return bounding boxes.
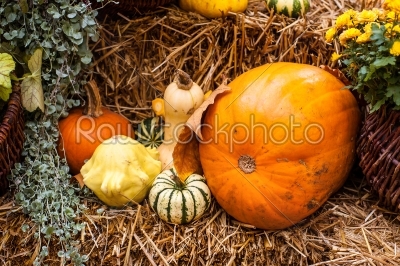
[199,62,360,230]
[57,80,134,175]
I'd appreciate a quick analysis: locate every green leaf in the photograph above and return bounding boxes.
[72,31,82,40]
[0,53,15,89]
[386,85,400,105]
[0,85,12,101]
[81,56,91,65]
[45,226,56,236]
[62,22,73,36]
[0,53,15,101]
[67,11,77,19]
[388,76,400,84]
[56,44,67,52]
[47,5,62,19]
[364,65,376,81]
[372,57,396,68]
[6,12,17,23]
[370,98,387,112]
[65,207,76,218]
[359,66,368,76]
[21,48,44,112]
[378,46,388,52]
[370,24,385,45]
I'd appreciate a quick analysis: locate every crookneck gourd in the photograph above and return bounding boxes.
[199,62,361,230]
[152,70,204,170]
[57,80,134,175]
[81,135,162,207]
[148,168,211,224]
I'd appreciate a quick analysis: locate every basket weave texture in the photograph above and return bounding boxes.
[0,84,25,196]
[357,105,400,210]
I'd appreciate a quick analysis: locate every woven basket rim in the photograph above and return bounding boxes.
[357,105,400,210]
[0,82,25,195]
[0,84,22,132]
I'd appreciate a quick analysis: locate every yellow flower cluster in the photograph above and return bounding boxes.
[325,0,400,61]
[327,9,386,45]
[383,0,400,13]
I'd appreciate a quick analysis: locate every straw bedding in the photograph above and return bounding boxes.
[89,0,348,123]
[1,0,399,265]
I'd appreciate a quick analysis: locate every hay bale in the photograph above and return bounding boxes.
[89,0,354,124]
[1,171,400,265]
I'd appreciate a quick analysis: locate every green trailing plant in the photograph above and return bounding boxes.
[1,0,100,265]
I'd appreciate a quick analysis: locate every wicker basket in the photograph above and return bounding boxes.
[89,0,177,18]
[0,83,25,196]
[357,105,400,211]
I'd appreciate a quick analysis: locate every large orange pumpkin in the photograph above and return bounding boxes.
[199,62,360,230]
[57,80,134,175]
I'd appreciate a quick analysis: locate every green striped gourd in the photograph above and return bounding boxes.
[148,169,211,224]
[266,0,310,18]
[135,117,164,148]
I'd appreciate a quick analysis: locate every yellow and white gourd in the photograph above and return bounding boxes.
[265,0,310,18]
[178,0,249,19]
[148,168,211,224]
[81,135,162,207]
[152,70,204,170]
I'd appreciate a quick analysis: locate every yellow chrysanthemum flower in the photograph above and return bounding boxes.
[325,27,336,42]
[386,10,397,21]
[385,22,400,36]
[357,10,378,23]
[372,8,387,21]
[330,52,342,61]
[344,9,359,27]
[393,25,400,33]
[339,33,347,46]
[356,33,371,43]
[385,22,394,30]
[339,28,362,45]
[385,24,393,37]
[384,0,400,13]
[390,40,400,55]
[343,28,362,38]
[364,22,377,35]
[344,9,357,17]
[335,13,352,29]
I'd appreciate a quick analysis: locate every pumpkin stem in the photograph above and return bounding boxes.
[238,155,256,174]
[170,171,186,189]
[174,69,193,91]
[83,80,103,117]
